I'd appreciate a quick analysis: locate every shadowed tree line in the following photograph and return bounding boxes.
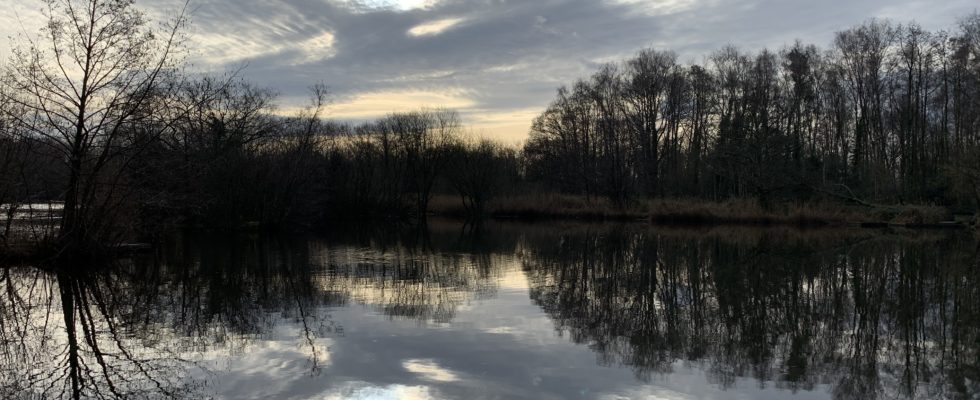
[526,16,980,209]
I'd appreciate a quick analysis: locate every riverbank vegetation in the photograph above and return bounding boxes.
[429,194,951,226]
[1,0,979,262]
[524,20,980,214]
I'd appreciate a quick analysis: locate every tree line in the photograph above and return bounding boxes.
[522,225,979,398]
[525,16,980,209]
[0,0,520,257]
[1,0,979,259]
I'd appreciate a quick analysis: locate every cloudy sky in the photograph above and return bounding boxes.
[2,0,976,143]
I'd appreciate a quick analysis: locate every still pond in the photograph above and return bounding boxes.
[2,222,977,399]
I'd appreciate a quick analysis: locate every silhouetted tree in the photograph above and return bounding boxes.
[446,139,517,216]
[525,15,980,211]
[1,0,187,255]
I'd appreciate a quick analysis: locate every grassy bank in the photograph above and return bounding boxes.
[429,194,963,228]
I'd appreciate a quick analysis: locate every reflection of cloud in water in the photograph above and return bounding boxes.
[594,361,832,400]
[325,383,435,400]
[496,264,531,291]
[5,224,979,399]
[193,324,334,399]
[402,359,460,382]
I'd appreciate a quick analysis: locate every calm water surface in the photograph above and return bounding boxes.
[2,222,978,399]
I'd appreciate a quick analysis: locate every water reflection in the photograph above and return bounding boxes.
[0,223,977,399]
[0,266,199,399]
[521,227,980,399]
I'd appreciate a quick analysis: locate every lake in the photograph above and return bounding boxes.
[2,221,977,399]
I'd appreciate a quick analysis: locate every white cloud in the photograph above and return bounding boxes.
[341,0,439,12]
[605,0,702,16]
[408,17,465,37]
[188,30,336,67]
[298,31,339,64]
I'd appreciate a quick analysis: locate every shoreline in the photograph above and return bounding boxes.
[428,194,976,230]
[0,213,972,266]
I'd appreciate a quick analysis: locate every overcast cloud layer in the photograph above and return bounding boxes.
[2,0,977,142]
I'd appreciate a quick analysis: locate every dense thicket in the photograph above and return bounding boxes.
[525,16,980,209]
[2,66,518,241]
[128,85,520,229]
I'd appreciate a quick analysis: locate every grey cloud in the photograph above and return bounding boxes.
[18,0,972,137]
[185,0,671,108]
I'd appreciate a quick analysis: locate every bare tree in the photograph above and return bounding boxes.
[525,16,980,211]
[1,0,187,256]
[380,109,461,218]
[833,19,895,193]
[447,138,516,217]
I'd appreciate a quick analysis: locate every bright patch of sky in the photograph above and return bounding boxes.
[408,18,464,37]
[349,0,435,11]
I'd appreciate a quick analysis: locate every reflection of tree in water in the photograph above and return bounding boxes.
[127,233,342,349]
[311,230,504,323]
[0,266,199,399]
[0,227,504,398]
[7,223,974,399]
[123,230,501,376]
[521,227,980,399]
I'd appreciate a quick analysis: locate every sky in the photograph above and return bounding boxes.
[1,0,977,144]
